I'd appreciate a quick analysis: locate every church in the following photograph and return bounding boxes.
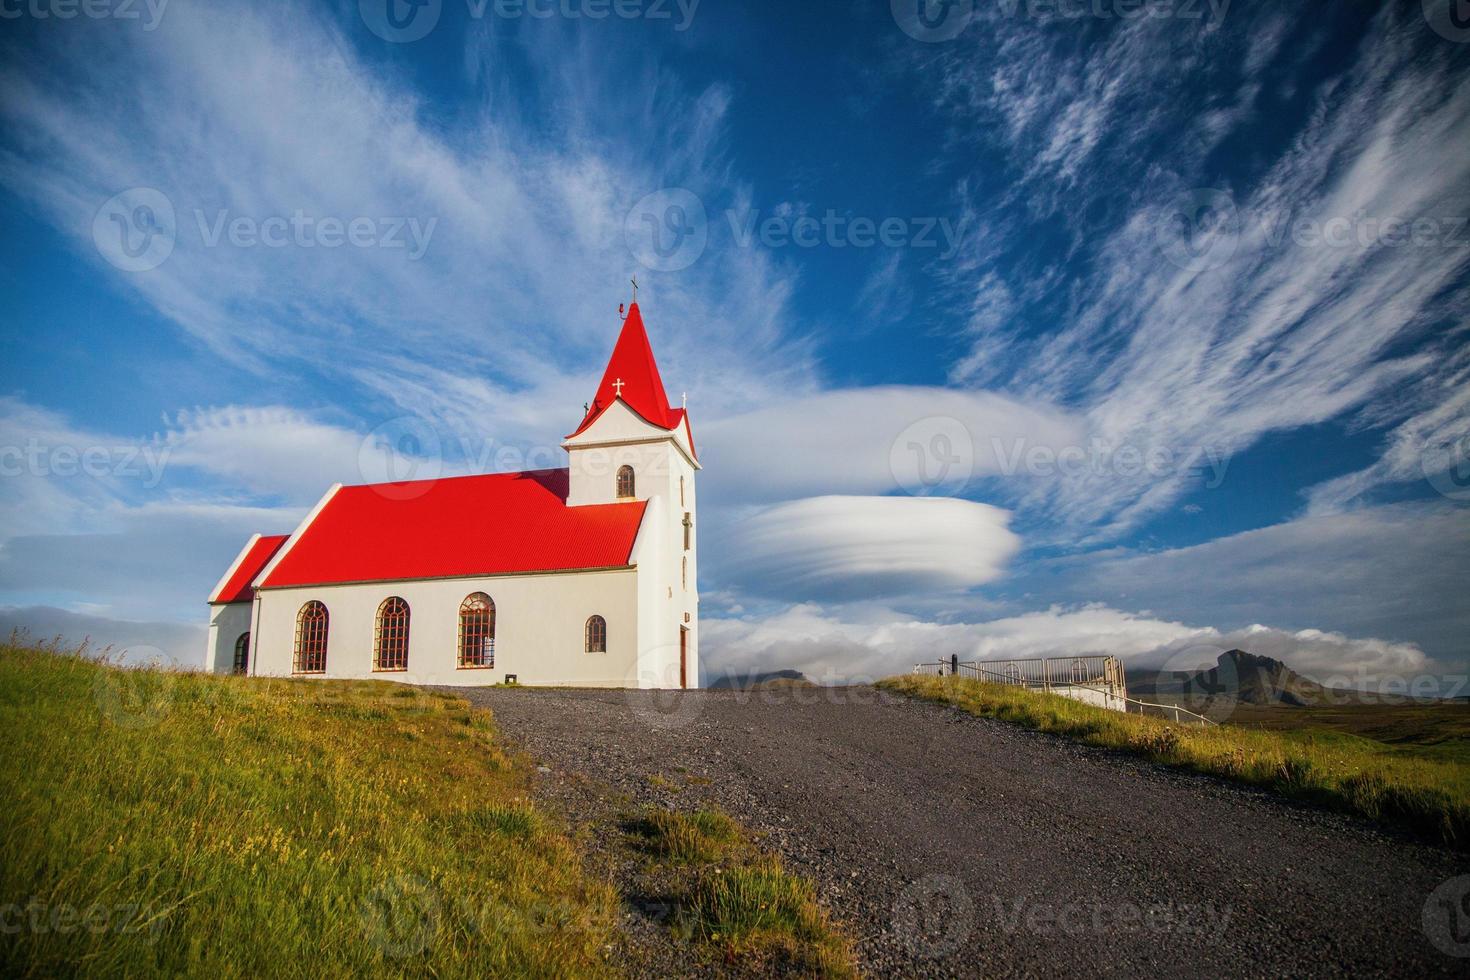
[203,302,700,689]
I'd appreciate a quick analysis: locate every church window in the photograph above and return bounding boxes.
[617,465,635,499]
[683,512,692,551]
[232,632,250,675]
[459,593,495,668]
[682,557,687,590]
[585,615,607,654]
[294,601,329,674]
[374,597,411,671]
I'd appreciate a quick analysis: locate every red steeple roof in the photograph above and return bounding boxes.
[569,303,696,457]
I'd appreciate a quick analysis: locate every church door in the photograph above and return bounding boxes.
[679,627,688,690]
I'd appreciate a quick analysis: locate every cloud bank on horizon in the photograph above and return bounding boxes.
[0,0,1465,687]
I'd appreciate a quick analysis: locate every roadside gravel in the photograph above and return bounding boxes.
[457,685,1470,977]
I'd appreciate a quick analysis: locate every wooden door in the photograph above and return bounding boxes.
[679,627,688,689]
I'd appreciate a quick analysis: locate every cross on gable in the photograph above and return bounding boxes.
[612,378,626,398]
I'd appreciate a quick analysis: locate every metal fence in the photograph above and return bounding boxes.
[913,655,1125,693]
[911,654,1216,727]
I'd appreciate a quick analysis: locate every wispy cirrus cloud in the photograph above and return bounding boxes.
[0,0,812,436]
[924,4,1470,539]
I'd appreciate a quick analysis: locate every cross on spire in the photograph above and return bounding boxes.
[630,275,638,304]
[612,377,626,398]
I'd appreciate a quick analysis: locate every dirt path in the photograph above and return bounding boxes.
[457,685,1470,977]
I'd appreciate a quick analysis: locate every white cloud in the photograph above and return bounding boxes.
[710,495,1020,601]
[1022,500,1470,667]
[699,386,1081,503]
[702,602,1434,691]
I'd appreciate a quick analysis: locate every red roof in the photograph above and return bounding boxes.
[212,534,290,604]
[258,469,646,590]
[569,303,697,457]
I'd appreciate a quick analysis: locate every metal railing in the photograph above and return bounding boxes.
[911,655,1216,727]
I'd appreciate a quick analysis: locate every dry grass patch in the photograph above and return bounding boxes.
[624,805,855,976]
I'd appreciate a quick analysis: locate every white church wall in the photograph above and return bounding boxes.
[205,603,253,674]
[249,567,641,687]
[565,399,700,688]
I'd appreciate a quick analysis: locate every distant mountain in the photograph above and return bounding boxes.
[1129,649,1330,707]
[708,669,815,690]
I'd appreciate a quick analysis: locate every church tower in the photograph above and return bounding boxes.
[563,303,699,687]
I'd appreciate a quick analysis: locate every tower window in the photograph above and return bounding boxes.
[585,615,607,654]
[293,601,329,674]
[459,593,495,668]
[682,557,687,590]
[616,465,635,499]
[680,475,685,506]
[683,512,692,550]
[232,631,250,675]
[374,597,411,671]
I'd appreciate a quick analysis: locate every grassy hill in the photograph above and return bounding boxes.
[0,640,619,977]
[0,641,852,977]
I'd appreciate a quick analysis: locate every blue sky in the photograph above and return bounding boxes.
[1,0,1467,688]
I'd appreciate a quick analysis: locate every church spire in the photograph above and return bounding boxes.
[569,302,677,436]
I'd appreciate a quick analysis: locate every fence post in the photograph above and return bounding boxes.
[951,654,959,677]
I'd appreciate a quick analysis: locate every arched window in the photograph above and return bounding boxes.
[585,615,607,654]
[232,632,250,675]
[459,593,495,669]
[294,601,329,674]
[375,597,411,671]
[682,556,687,590]
[616,465,635,499]
[680,475,685,506]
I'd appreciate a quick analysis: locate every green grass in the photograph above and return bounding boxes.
[623,806,855,976]
[626,807,740,864]
[0,640,618,978]
[880,675,1470,850]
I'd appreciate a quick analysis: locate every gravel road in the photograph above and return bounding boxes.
[458,685,1470,977]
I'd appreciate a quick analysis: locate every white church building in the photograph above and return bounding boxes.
[204,302,700,689]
